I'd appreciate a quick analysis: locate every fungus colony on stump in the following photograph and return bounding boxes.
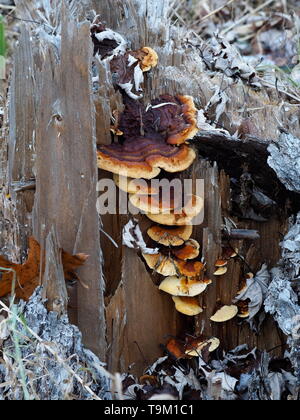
[0,16,253,360]
[92,16,249,358]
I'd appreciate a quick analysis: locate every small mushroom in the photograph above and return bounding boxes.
[215,259,228,267]
[171,239,200,260]
[142,253,177,276]
[222,247,238,259]
[146,195,203,226]
[176,260,205,277]
[237,300,250,318]
[213,266,228,276]
[91,17,127,60]
[159,276,211,297]
[147,225,193,247]
[132,47,158,72]
[185,337,220,356]
[210,305,238,322]
[166,338,186,359]
[172,296,203,316]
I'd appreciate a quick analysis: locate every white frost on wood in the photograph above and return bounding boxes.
[233,264,270,320]
[95,29,127,60]
[0,289,111,400]
[265,214,300,380]
[267,131,300,194]
[265,215,300,336]
[123,219,159,254]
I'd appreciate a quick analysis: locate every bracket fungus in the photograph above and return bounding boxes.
[171,239,200,261]
[142,249,205,278]
[213,266,228,276]
[185,337,220,356]
[91,17,158,100]
[237,300,250,319]
[147,225,193,247]
[159,276,211,297]
[142,253,178,277]
[119,94,199,145]
[210,305,238,323]
[113,174,159,195]
[172,296,203,316]
[129,190,184,214]
[146,195,203,226]
[97,138,196,179]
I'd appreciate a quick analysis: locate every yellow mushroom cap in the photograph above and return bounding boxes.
[159,276,211,297]
[185,337,220,356]
[210,305,238,322]
[172,296,203,316]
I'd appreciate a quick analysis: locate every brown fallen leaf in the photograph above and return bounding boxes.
[0,237,88,301]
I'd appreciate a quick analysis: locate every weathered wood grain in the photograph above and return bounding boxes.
[31,8,106,358]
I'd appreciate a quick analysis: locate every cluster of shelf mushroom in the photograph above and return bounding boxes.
[91,16,251,357]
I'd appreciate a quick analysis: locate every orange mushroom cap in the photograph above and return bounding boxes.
[147,225,193,246]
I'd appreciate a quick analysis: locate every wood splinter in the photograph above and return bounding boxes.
[223,229,260,240]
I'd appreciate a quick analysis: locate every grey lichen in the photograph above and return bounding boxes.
[0,288,111,400]
[267,131,300,194]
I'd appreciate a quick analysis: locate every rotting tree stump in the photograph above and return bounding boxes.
[0,0,299,377]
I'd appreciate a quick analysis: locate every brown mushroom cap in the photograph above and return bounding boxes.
[171,239,200,260]
[132,47,158,72]
[176,260,205,277]
[97,139,196,179]
[166,95,199,145]
[146,195,203,226]
[210,305,238,322]
[185,337,220,356]
[237,300,250,318]
[147,225,193,246]
[222,247,238,259]
[113,174,159,195]
[172,296,203,316]
[119,94,198,146]
[166,338,186,359]
[215,259,228,267]
[142,253,177,276]
[159,276,211,297]
[213,266,228,276]
[129,190,183,214]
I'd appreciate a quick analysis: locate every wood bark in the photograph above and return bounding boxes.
[1,0,299,377]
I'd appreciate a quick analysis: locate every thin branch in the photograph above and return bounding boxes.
[199,0,238,23]
[221,0,276,35]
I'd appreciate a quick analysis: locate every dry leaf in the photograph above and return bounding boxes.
[0,237,88,300]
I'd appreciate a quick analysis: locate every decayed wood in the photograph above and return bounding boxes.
[88,0,296,371]
[41,227,68,315]
[0,27,36,261]
[30,7,106,358]
[106,247,182,376]
[1,0,298,379]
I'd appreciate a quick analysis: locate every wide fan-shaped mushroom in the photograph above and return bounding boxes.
[97,137,196,179]
[159,276,211,297]
[172,296,203,316]
[114,174,159,195]
[119,94,198,145]
[147,225,193,246]
[146,194,203,225]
